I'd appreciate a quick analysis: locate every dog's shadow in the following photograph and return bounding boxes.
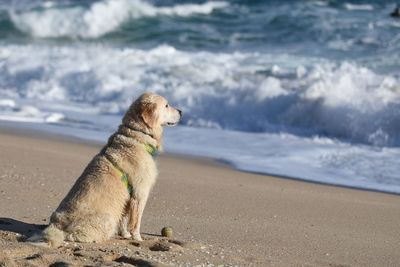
[0,217,46,238]
[0,218,162,240]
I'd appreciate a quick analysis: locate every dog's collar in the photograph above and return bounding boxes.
[120,124,159,158]
[119,132,158,158]
[123,124,154,139]
[105,155,134,197]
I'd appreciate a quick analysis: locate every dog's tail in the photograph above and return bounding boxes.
[27,224,65,248]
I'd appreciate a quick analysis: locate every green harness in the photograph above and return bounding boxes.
[107,143,158,197]
[143,143,158,158]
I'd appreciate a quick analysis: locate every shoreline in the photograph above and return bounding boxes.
[0,125,400,266]
[1,120,399,196]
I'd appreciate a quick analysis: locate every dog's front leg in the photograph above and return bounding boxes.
[119,198,137,239]
[127,197,141,241]
[119,215,131,239]
[128,196,149,241]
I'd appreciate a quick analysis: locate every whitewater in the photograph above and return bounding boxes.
[0,0,399,193]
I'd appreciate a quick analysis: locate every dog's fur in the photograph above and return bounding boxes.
[30,93,181,247]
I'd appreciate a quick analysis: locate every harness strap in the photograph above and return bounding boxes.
[105,156,134,197]
[104,142,158,197]
[144,143,158,158]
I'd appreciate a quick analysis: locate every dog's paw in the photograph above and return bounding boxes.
[121,232,132,239]
[119,228,132,239]
[132,233,143,241]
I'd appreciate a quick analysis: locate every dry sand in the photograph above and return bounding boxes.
[0,127,399,266]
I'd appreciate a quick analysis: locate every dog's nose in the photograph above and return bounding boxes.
[178,109,183,117]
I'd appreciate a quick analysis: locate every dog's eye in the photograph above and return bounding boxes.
[165,104,169,108]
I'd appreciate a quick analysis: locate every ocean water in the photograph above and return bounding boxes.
[0,0,399,193]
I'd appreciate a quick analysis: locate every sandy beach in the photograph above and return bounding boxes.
[0,127,399,266]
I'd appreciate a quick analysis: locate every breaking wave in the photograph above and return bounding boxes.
[7,0,228,39]
[0,44,399,147]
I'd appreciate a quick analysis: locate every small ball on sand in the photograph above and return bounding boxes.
[161,227,173,238]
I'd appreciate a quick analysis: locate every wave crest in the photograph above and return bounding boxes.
[9,0,228,39]
[0,44,399,147]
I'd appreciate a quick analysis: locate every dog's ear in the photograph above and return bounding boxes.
[141,103,157,129]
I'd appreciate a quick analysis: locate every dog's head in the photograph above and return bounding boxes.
[122,92,182,143]
[136,92,182,128]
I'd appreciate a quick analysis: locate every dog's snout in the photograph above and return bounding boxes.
[178,109,183,117]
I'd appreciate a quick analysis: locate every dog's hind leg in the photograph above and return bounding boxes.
[65,213,118,243]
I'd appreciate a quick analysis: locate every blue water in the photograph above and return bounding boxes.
[0,0,399,193]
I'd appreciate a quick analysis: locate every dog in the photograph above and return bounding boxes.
[29,92,182,247]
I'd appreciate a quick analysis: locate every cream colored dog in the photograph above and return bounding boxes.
[30,92,182,247]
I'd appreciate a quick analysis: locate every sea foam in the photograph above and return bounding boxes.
[343,3,374,11]
[0,44,399,147]
[9,0,228,39]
